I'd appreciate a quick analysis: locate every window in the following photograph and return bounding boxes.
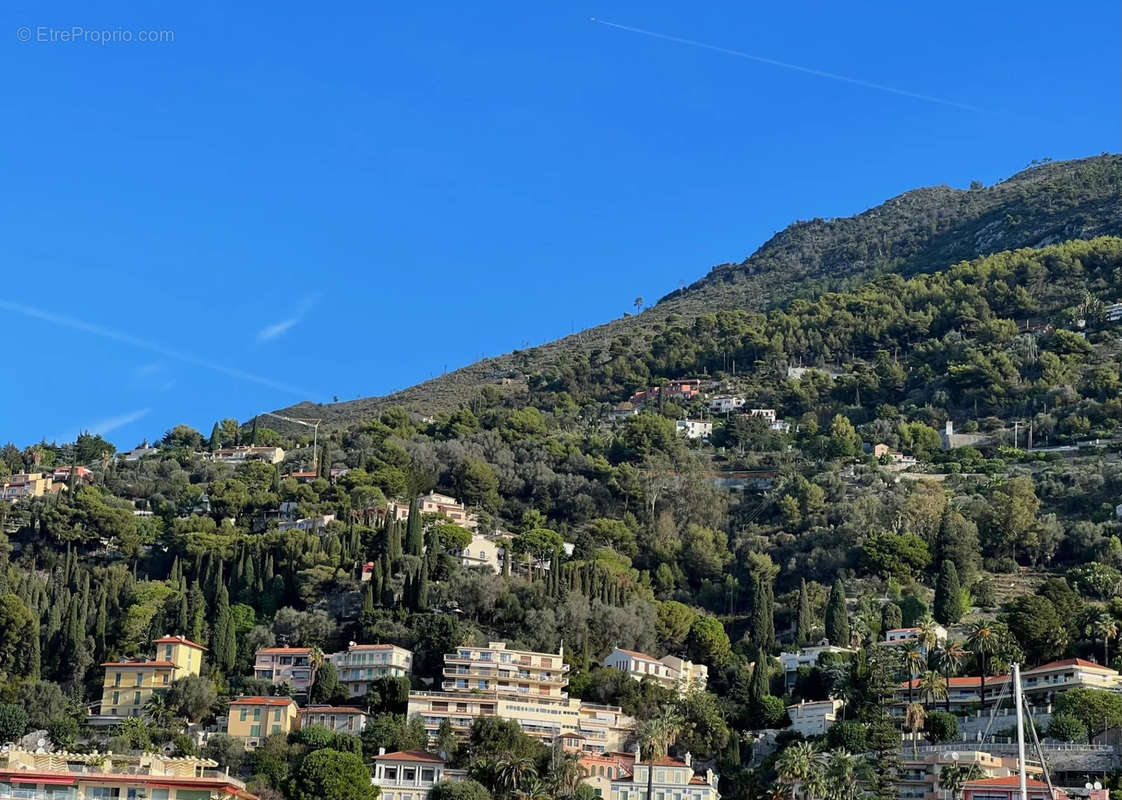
[136,673,143,686]
[253,708,261,721]
[422,768,436,782]
[114,672,122,687]
[384,767,398,781]
[403,768,417,781]
[240,708,248,722]
[112,691,120,705]
[274,708,282,721]
[250,724,262,738]
[133,692,141,705]
[165,644,173,659]
[86,789,121,800]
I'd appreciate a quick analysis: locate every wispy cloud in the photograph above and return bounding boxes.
[55,408,151,443]
[0,299,314,397]
[256,295,320,344]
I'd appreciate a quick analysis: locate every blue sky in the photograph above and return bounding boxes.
[1,0,1118,450]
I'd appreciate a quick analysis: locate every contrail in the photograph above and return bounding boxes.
[0,299,314,398]
[590,18,981,112]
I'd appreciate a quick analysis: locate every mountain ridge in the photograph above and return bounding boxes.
[279,153,1122,427]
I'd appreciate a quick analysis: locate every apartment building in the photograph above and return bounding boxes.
[609,754,719,800]
[578,703,637,754]
[298,705,367,734]
[372,749,467,800]
[894,658,1122,712]
[786,699,843,737]
[211,446,285,465]
[884,625,948,653]
[99,635,205,718]
[961,777,1066,800]
[328,642,413,698]
[0,472,52,502]
[894,750,1042,800]
[708,396,746,414]
[603,648,708,694]
[407,641,580,743]
[0,748,257,800]
[253,646,317,694]
[226,697,299,747]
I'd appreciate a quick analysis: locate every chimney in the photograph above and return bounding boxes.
[684,752,692,767]
[378,747,386,756]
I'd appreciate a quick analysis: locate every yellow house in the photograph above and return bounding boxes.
[100,635,206,718]
[227,697,300,747]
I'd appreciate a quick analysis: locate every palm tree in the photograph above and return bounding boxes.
[902,642,925,705]
[821,750,866,800]
[1087,611,1119,666]
[775,741,818,800]
[918,670,948,711]
[496,756,537,799]
[637,707,682,800]
[517,777,551,800]
[939,762,985,800]
[935,641,967,714]
[917,615,940,654]
[545,748,583,798]
[905,702,927,758]
[966,620,999,710]
[142,692,172,728]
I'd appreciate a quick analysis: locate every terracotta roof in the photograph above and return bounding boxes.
[230,696,297,706]
[0,769,258,800]
[612,648,661,663]
[1027,658,1114,673]
[638,756,689,766]
[965,777,1049,788]
[101,660,177,668]
[375,750,445,763]
[153,635,207,650]
[349,643,397,650]
[300,705,366,715]
[256,647,312,654]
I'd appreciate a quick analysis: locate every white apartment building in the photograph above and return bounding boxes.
[884,625,948,654]
[603,648,708,694]
[372,749,467,800]
[749,409,778,423]
[253,647,316,694]
[675,420,713,440]
[786,699,844,737]
[708,396,746,414]
[328,642,413,699]
[211,445,285,465]
[407,641,578,743]
[578,702,637,754]
[778,644,857,689]
[299,704,368,734]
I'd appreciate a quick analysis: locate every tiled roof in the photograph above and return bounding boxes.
[300,706,366,715]
[965,777,1049,788]
[256,647,312,654]
[349,643,397,650]
[153,635,207,650]
[1027,658,1114,673]
[612,648,660,663]
[230,696,296,706]
[375,750,445,763]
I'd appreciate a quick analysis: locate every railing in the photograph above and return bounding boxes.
[903,742,1114,754]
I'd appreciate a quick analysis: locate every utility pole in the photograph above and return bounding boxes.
[1013,662,1028,800]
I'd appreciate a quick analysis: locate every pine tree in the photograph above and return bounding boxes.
[404,498,423,556]
[933,560,966,624]
[209,422,221,452]
[796,579,812,645]
[213,583,236,673]
[826,579,850,646]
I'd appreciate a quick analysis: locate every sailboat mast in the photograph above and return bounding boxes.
[1013,662,1029,800]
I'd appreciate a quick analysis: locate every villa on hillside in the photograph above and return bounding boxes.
[602,648,708,694]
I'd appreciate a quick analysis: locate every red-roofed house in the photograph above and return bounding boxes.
[227,697,299,747]
[962,776,1069,800]
[603,647,708,694]
[373,749,467,800]
[299,704,368,734]
[98,634,206,718]
[608,753,719,800]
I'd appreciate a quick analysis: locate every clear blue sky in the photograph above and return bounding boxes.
[1,0,1118,450]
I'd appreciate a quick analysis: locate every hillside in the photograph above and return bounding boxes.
[279,154,1122,426]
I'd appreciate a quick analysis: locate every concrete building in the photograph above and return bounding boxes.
[120,445,160,461]
[372,749,467,800]
[961,776,1067,800]
[778,644,857,690]
[407,641,579,743]
[226,697,299,747]
[99,635,206,718]
[609,754,719,800]
[298,705,367,734]
[603,648,708,694]
[0,472,52,501]
[708,396,746,414]
[328,642,413,698]
[253,646,317,694]
[456,532,508,573]
[52,465,94,485]
[578,703,637,754]
[786,699,843,737]
[749,409,778,423]
[884,625,948,653]
[895,750,1044,800]
[0,748,257,799]
[277,513,336,532]
[675,420,713,440]
[211,446,285,465]
[418,492,473,526]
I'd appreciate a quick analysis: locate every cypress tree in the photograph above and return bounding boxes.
[404,498,423,556]
[417,563,430,611]
[550,549,561,596]
[250,416,259,445]
[177,591,189,634]
[389,522,403,563]
[27,616,41,680]
[363,581,375,614]
[94,586,108,658]
[749,646,770,701]
[209,422,221,452]
[796,579,812,645]
[241,554,257,604]
[826,579,850,647]
[934,559,966,624]
[187,581,206,644]
[213,583,236,673]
